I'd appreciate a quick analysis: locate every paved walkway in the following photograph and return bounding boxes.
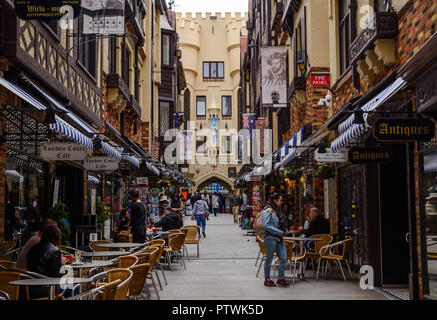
[159,214,386,300]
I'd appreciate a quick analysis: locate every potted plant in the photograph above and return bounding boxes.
[45,203,70,245]
[315,162,335,179]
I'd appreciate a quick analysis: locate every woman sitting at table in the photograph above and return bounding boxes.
[27,224,66,299]
[117,208,130,231]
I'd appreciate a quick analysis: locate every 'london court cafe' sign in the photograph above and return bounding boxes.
[84,157,119,171]
[373,118,435,141]
[40,142,88,161]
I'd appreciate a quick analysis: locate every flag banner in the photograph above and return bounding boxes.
[82,0,125,34]
[179,130,193,162]
[242,113,256,139]
[261,46,288,107]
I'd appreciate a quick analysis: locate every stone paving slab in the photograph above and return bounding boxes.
[159,214,387,300]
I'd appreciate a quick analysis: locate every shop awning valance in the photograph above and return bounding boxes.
[122,152,140,168]
[274,138,292,159]
[0,76,46,110]
[331,77,407,153]
[101,142,122,162]
[275,126,306,169]
[50,116,94,150]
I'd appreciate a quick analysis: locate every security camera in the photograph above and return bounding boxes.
[318,99,326,107]
[325,94,332,103]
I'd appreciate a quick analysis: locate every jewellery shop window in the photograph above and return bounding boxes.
[87,173,102,217]
[423,148,437,298]
[4,159,47,242]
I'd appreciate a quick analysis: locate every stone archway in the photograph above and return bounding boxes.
[194,170,234,192]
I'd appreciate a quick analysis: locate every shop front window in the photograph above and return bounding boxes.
[423,148,437,297]
[4,157,47,242]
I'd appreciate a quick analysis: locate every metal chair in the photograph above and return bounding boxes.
[316,238,354,282]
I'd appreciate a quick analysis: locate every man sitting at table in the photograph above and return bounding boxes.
[303,207,330,240]
[155,208,183,231]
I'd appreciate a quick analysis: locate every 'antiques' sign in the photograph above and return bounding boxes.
[348,147,393,164]
[40,142,88,161]
[374,118,435,141]
[15,0,81,21]
[84,157,119,171]
[315,148,348,163]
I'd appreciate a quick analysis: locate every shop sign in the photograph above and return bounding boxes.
[348,147,393,164]
[180,167,189,173]
[84,157,119,171]
[310,73,330,87]
[315,149,348,163]
[136,177,148,185]
[373,118,435,141]
[15,0,81,21]
[40,142,88,161]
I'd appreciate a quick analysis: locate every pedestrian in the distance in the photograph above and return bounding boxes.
[129,191,147,244]
[230,190,240,224]
[193,195,208,238]
[212,193,220,217]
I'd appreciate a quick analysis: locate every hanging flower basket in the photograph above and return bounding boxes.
[284,166,302,180]
[315,162,335,180]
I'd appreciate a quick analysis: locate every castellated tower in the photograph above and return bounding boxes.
[176,12,248,192]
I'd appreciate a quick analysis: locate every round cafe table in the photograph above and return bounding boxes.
[95,243,146,249]
[283,236,323,280]
[69,260,114,277]
[9,277,92,300]
[81,251,130,259]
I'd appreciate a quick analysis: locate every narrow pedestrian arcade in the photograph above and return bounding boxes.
[160,214,386,300]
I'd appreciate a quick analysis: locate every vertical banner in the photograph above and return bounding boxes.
[53,179,60,206]
[261,46,288,107]
[179,130,193,162]
[82,0,125,34]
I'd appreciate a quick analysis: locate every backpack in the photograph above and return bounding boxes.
[254,208,274,236]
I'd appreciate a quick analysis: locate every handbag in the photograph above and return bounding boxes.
[203,201,210,218]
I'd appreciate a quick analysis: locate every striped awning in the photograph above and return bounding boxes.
[50,116,94,150]
[275,127,306,169]
[102,142,122,162]
[122,152,140,168]
[331,77,407,153]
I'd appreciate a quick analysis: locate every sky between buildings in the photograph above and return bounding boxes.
[173,0,248,14]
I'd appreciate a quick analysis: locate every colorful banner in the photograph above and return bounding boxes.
[261,46,288,107]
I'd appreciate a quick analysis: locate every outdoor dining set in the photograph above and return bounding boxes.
[255,233,354,284]
[0,225,202,300]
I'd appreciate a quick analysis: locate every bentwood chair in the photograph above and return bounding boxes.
[182,225,200,258]
[145,247,162,298]
[163,233,186,271]
[283,240,307,284]
[150,243,167,286]
[255,235,267,278]
[128,264,150,300]
[151,240,168,285]
[168,229,182,235]
[255,235,264,267]
[316,238,354,282]
[117,255,138,268]
[91,268,133,300]
[0,260,16,270]
[0,271,20,300]
[305,234,333,273]
[89,240,111,261]
[95,279,121,300]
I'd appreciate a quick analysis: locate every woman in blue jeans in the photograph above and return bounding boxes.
[192,196,208,238]
[262,193,290,287]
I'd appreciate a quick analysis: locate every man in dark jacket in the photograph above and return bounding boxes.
[129,191,147,244]
[155,208,183,231]
[303,207,330,238]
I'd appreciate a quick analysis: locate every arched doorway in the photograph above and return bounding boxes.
[197,177,233,195]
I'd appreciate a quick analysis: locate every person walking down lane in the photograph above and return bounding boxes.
[230,190,240,224]
[262,193,290,287]
[212,193,220,217]
[129,191,147,244]
[193,195,208,238]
